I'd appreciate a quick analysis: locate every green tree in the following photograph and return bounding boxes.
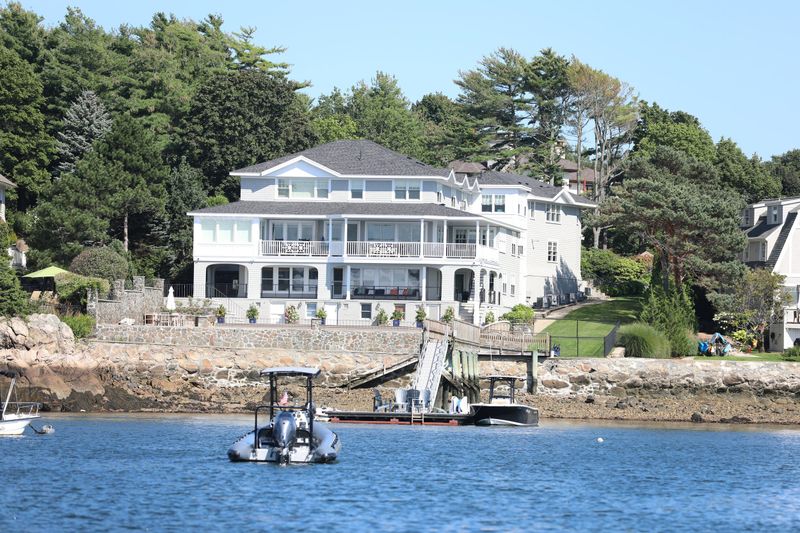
[456,47,532,171]
[634,102,715,162]
[0,2,46,67]
[768,149,800,197]
[161,160,207,280]
[710,268,792,350]
[0,260,28,317]
[56,90,112,175]
[0,46,53,210]
[228,25,289,73]
[592,147,746,293]
[714,138,780,203]
[182,70,315,197]
[69,246,128,281]
[346,72,424,159]
[413,92,477,166]
[581,247,647,296]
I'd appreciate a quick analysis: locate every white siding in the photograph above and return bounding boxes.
[240,178,275,201]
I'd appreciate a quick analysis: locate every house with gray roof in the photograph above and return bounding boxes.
[188,140,594,325]
[0,173,14,222]
[741,197,800,350]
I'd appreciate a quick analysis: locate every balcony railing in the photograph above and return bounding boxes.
[346,241,421,258]
[257,239,499,261]
[207,283,248,298]
[260,283,318,299]
[350,285,423,300]
[261,240,329,256]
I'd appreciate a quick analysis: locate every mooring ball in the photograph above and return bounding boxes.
[596,437,604,443]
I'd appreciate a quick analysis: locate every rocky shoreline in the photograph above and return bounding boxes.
[4,315,800,426]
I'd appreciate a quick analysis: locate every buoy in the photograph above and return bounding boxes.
[596,437,604,443]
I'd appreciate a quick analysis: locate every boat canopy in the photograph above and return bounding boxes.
[260,367,320,377]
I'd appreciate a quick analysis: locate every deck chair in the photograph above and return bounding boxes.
[407,389,421,412]
[373,389,391,412]
[393,389,408,412]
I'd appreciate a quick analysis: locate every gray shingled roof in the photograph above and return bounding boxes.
[477,169,567,198]
[191,201,478,218]
[746,215,778,238]
[232,140,450,177]
[0,174,16,188]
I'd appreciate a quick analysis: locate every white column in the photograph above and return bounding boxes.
[327,218,333,243]
[345,265,351,300]
[475,220,480,243]
[471,267,480,326]
[343,217,349,258]
[419,218,425,258]
[443,220,448,258]
[421,266,427,303]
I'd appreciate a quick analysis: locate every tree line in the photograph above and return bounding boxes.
[1,2,798,294]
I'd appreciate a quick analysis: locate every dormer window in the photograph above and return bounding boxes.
[277,178,328,199]
[769,205,780,225]
[741,208,754,226]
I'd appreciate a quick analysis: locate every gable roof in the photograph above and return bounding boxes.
[558,159,596,182]
[232,140,450,177]
[0,174,16,188]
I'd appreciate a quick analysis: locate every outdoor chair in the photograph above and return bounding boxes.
[407,389,421,412]
[393,389,408,412]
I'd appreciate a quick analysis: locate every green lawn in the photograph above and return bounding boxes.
[536,297,643,357]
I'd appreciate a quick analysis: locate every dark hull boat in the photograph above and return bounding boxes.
[470,375,539,427]
[470,403,539,426]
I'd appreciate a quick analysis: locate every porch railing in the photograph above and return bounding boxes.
[446,243,477,259]
[260,283,318,299]
[260,240,329,256]
[346,241,421,258]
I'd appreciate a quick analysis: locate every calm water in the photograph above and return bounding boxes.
[3,415,800,532]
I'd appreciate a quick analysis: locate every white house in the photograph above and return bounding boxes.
[189,140,594,324]
[0,173,26,270]
[741,196,800,350]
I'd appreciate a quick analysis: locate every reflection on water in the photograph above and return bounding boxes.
[2,415,800,531]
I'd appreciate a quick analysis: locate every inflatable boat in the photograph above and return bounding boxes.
[228,367,340,464]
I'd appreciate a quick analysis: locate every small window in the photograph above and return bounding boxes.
[769,206,780,224]
[482,195,492,212]
[351,179,364,199]
[546,204,561,223]
[361,303,371,319]
[277,179,290,198]
[518,245,524,256]
[511,243,517,256]
[316,179,329,199]
[306,303,317,318]
[547,241,558,262]
[494,195,505,213]
[528,200,536,219]
[200,220,215,242]
[394,180,420,200]
[436,190,443,203]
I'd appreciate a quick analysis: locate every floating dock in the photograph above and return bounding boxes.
[327,411,473,426]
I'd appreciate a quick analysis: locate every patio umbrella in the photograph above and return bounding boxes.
[165,286,176,311]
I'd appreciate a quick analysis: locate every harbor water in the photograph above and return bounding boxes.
[3,414,800,531]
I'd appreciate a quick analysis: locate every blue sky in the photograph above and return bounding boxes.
[16,0,799,158]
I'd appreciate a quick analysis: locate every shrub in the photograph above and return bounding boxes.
[284,305,299,324]
[215,305,226,318]
[70,247,128,282]
[442,306,454,324]
[246,304,259,320]
[415,306,426,322]
[54,272,110,306]
[484,311,495,325]
[784,346,800,360]
[61,314,95,339]
[500,304,534,324]
[640,287,696,357]
[581,247,648,296]
[617,323,671,358]
[316,307,327,320]
[391,309,404,321]
[0,260,29,317]
[375,306,388,325]
[671,331,698,357]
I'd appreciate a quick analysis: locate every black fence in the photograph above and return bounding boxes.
[547,320,621,358]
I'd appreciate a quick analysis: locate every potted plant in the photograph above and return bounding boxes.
[415,306,426,328]
[316,307,327,325]
[442,306,455,324]
[484,311,495,325]
[284,305,300,324]
[391,309,404,327]
[246,304,259,324]
[375,306,389,326]
[215,305,226,324]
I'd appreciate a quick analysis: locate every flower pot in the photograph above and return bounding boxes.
[217,317,225,324]
[248,318,256,324]
[320,318,326,326]
[416,321,423,328]
[392,319,400,327]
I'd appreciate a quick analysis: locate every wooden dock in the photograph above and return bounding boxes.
[327,410,473,426]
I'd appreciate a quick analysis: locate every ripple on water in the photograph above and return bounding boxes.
[2,416,800,531]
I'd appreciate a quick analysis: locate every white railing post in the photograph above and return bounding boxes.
[442,221,448,258]
[419,219,425,259]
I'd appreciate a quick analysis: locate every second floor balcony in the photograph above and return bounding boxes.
[258,239,500,262]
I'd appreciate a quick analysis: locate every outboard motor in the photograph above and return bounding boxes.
[273,411,297,463]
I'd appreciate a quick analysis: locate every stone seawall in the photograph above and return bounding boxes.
[93,324,423,354]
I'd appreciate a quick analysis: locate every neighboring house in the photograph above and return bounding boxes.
[0,173,26,270]
[741,197,800,350]
[189,140,594,325]
[557,159,595,197]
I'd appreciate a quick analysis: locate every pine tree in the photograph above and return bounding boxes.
[56,90,112,175]
[0,259,29,317]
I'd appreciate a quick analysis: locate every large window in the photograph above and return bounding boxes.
[277,178,328,199]
[365,223,420,242]
[546,204,561,223]
[482,194,506,213]
[394,179,421,200]
[198,219,252,243]
[271,221,313,241]
[261,266,318,297]
[547,241,558,263]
